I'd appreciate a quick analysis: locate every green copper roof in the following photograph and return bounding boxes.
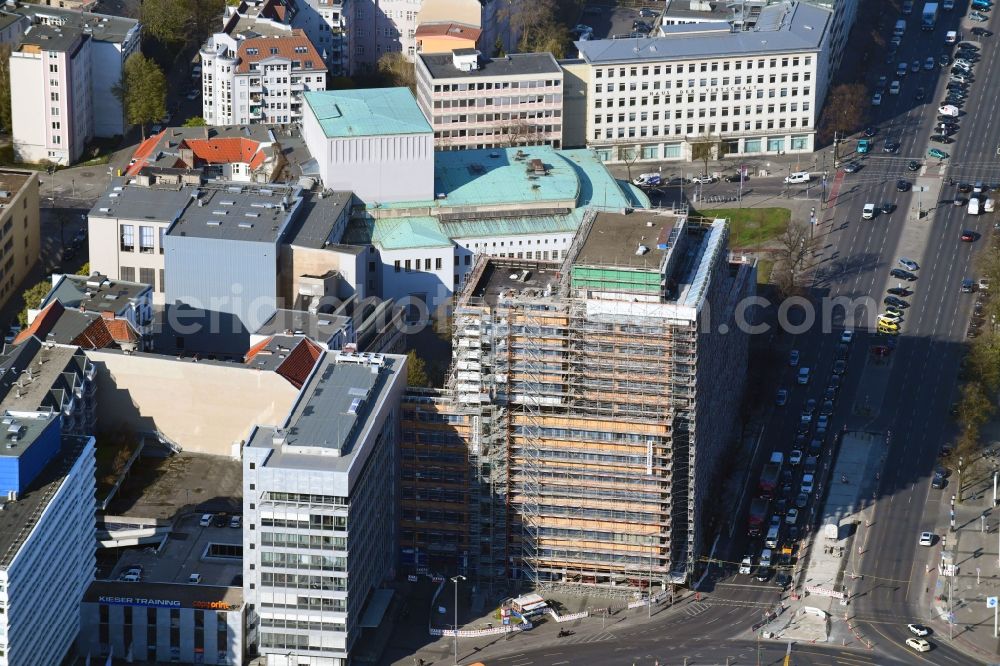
[303,88,432,138]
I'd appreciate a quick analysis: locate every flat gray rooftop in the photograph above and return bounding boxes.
[282,190,353,249]
[0,410,58,459]
[168,183,300,244]
[574,211,678,270]
[0,170,32,203]
[418,52,561,79]
[465,258,561,308]
[91,178,194,223]
[247,352,401,473]
[44,273,149,315]
[17,22,82,52]
[0,434,90,568]
[254,309,351,342]
[14,3,138,44]
[576,1,830,64]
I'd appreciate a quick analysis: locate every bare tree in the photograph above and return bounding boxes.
[377,52,416,93]
[773,221,818,293]
[501,0,570,58]
[499,117,545,147]
[817,83,868,146]
[690,133,727,177]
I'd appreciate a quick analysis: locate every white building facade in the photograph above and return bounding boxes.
[243,351,406,666]
[201,31,329,126]
[300,89,434,204]
[0,428,97,666]
[415,50,564,151]
[573,1,833,164]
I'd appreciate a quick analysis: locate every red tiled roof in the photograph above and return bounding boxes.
[13,301,64,345]
[244,336,273,364]
[236,29,326,74]
[183,137,268,171]
[125,130,168,176]
[276,338,323,389]
[245,336,323,388]
[72,317,139,350]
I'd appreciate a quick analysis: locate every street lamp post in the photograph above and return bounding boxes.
[451,575,466,665]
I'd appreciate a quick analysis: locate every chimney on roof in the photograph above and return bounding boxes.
[452,49,480,72]
[203,126,210,139]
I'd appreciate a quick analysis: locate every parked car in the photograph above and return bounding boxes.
[928,148,950,160]
[899,258,919,271]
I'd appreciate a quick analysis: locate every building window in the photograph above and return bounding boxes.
[159,227,166,254]
[404,259,411,271]
[140,267,154,287]
[120,267,135,282]
[139,226,154,253]
[159,269,165,292]
[435,257,442,270]
[120,225,134,252]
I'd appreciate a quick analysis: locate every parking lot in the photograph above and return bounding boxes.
[577,4,660,40]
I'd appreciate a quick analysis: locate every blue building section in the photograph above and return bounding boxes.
[0,413,62,496]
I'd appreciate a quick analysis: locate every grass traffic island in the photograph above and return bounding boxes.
[693,207,791,249]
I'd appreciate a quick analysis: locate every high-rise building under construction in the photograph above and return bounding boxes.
[444,209,755,593]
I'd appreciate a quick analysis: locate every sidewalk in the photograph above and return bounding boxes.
[925,466,1000,662]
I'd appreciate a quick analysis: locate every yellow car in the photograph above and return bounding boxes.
[877,323,900,335]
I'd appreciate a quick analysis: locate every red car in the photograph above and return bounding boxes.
[961,229,976,241]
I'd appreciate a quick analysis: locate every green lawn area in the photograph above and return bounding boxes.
[698,208,791,248]
[756,259,774,285]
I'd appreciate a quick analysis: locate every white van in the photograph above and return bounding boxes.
[894,19,907,37]
[985,198,995,213]
[765,525,781,549]
[759,548,773,568]
[770,451,784,465]
[784,171,811,184]
[969,197,981,215]
[797,367,811,384]
[945,30,958,44]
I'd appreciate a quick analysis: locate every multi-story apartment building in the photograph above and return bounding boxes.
[0,170,40,310]
[0,412,96,666]
[566,0,833,163]
[415,49,564,150]
[11,24,92,165]
[449,209,755,590]
[243,350,406,666]
[224,0,350,77]
[201,29,329,126]
[6,4,139,163]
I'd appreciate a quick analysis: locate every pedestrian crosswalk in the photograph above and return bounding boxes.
[560,630,617,645]
[683,602,711,617]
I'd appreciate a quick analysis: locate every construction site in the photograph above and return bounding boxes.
[438,208,757,596]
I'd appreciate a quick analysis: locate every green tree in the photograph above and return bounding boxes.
[182,116,207,127]
[958,380,993,433]
[17,280,52,327]
[0,44,10,134]
[76,262,91,277]
[141,0,224,49]
[114,54,167,140]
[406,350,430,387]
[140,0,191,48]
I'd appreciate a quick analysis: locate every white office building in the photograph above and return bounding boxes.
[568,0,834,163]
[243,351,406,666]
[0,411,96,666]
[201,30,329,126]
